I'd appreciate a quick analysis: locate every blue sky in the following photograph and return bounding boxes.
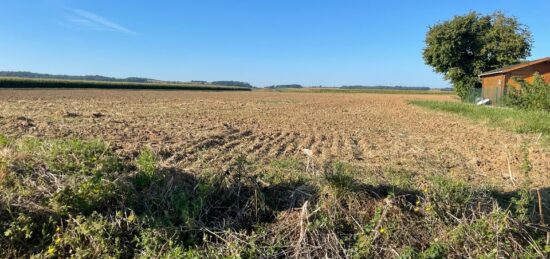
[0,1,548,87]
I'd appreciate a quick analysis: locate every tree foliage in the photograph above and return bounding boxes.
[423,12,532,100]
[211,81,253,88]
[266,84,303,89]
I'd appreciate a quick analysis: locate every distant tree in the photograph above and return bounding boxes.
[211,81,253,88]
[423,12,532,100]
[267,84,303,89]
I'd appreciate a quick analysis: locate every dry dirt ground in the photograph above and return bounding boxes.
[0,89,548,190]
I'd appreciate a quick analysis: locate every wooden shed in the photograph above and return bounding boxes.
[479,57,550,102]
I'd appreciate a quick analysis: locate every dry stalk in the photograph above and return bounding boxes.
[302,149,315,174]
[371,198,393,242]
[294,200,309,259]
[537,189,549,246]
[504,146,516,185]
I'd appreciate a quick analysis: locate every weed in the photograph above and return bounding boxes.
[512,143,533,222]
[133,147,159,188]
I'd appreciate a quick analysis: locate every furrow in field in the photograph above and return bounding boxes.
[245,134,268,160]
[164,130,225,164]
[177,128,245,166]
[268,132,293,157]
[281,132,300,156]
[253,131,284,158]
[358,136,372,161]
[217,131,258,163]
[297,133,315,152]
[194,129,253,162]
[329,131,342,160]
[318,134,333,161]
[310,134,325,158]
[349,134,364,161]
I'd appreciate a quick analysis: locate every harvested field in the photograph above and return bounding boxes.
[0,89,548,190]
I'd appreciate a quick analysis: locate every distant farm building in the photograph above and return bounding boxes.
[479,57,550,102]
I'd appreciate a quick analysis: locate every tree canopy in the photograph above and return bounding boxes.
[266,84,303,89]
[211,81,253,88]
[423,12,532,100]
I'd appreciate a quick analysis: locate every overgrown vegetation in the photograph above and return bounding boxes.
[504,73,550,111]
[410,100,550,146]
[0,136,548,258]
[0,77,251,91]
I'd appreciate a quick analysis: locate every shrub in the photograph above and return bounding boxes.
[505,73,550,111]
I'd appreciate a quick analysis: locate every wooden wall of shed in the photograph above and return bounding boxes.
[506,61,550,88]
[481,74,505,101]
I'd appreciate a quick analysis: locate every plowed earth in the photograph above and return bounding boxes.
[0,89,548,190]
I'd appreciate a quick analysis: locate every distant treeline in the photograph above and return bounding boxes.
[266,84,303,89]
[0,72,255,88]
[439,88,454,91]
[211,81,253,88]
[0,71,153,83]
[340,85,432,91]
[0,77,251,91]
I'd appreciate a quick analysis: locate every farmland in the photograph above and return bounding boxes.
[1,89,547,189]
[1,89,549,257]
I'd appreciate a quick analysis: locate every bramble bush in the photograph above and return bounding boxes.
[505,73,550,111]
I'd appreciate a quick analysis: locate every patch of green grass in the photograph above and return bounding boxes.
[0,134,9,148]
[410,100,550,145]
[133,147,159,188]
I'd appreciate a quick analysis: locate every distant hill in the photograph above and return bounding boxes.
[0,71,154,83]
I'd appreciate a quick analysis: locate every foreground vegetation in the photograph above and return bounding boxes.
[410,100,550,146]
[0,77,251,91]
[0,135,548,258]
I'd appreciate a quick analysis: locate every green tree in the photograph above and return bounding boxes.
[423,12,532,100]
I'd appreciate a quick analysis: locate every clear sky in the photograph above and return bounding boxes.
[1,0,548,87]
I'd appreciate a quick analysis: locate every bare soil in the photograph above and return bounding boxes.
[1,89,548,190]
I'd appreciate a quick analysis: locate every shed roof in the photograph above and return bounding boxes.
[479,57,550,77]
